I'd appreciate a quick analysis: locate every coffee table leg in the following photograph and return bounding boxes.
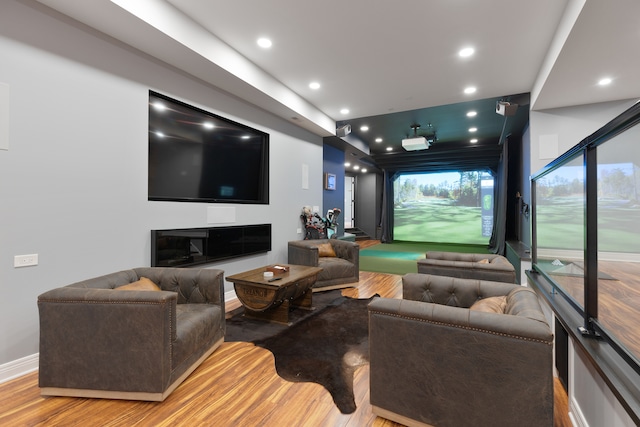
[244,299,291,325]
[292,287,313,310]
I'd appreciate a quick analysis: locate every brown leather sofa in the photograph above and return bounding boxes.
[368,273,553,427]
[38,267,225,401]
[288,239,359,291]
[417,250,517,283]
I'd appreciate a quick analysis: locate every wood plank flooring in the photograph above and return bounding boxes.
[0,240,570,426]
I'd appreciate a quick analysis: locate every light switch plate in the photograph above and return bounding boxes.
[14,254,38,267]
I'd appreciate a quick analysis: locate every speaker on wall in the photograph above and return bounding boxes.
[496,101,518,116]
[336,124,351,137]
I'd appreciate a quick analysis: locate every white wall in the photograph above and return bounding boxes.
[529,99,638,175]
[0,1,323,366]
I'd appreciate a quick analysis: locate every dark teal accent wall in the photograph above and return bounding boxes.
[322,144,345,236]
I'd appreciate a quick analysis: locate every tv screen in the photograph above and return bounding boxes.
[148,91,269,204]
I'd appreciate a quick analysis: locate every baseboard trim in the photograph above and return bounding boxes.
[225,289,237,303]
[0,353,38,384]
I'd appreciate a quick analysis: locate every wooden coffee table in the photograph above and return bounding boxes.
[226,264,323,324]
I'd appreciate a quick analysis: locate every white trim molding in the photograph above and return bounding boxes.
[0,353,38,384]
[225,289,237,304]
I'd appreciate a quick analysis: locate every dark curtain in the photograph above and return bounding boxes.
[379,169,395,243]
[488,141,508,254]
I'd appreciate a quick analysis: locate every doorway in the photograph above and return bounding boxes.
[344,176,355,229]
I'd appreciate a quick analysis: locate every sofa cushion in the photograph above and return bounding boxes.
[469,295,507,313]
[317,257,354,281]
[477,259,490,264]
[316,242,337,257]
[117,277,161,291]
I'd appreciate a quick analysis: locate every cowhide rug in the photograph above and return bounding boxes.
[225,290,377,413]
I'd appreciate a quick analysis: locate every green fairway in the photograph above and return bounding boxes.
[537,197,640,252]
[394,198,490,245]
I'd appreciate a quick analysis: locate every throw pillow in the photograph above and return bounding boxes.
[117,277,161,291]
[469,295,507,313]
[477,258,490,264]
[316,242,337,257]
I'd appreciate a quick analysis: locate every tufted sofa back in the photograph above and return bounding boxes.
[67,267,223,305]
[402,273,548,324]
[417,251,516,283]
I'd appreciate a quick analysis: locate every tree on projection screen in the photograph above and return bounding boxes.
[393,171,493,244]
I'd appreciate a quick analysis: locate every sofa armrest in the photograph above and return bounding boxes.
[288,240,320,266]
[329,239,360,265]
[38,287,177,393]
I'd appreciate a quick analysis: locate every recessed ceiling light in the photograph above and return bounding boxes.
[464,86,477,95]
[257,37,272,48]
[386,147,393,151]
[203,122,215,130]
[466,111,477,117]
[309,81,321,90]
[354,165,360,170]
[459,47,475,58]
[375,137,383,143]
[340,108,350,115]
[344,162,351,167]
[155,131,165,138]
[361,168,368,173]
[360,125,369,131]
[470,138,478,143]
[469,127,478,132]
[152,102,166,111]
[598,77,612,86]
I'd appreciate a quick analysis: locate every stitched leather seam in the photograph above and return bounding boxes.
[38,299,169,305]
[370,310,553,345]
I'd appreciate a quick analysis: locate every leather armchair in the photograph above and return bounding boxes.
[368,273,553,427]
[417,251,517,283]
[288,239,359,291]
[38,267,225,401]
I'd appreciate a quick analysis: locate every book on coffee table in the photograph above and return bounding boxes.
[266,265,290,274]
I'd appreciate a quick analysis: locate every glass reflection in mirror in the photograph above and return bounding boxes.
[534,154,585,308]
[596,124,640,363]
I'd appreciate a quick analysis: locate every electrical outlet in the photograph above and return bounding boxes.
[297,228,302,234]
[14,254,38,267]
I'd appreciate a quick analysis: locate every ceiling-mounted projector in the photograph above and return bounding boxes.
[402,136,430,151]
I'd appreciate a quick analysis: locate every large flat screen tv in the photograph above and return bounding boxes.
[148,91,269,204]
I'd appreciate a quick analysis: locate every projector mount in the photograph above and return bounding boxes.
[409,123,436,143]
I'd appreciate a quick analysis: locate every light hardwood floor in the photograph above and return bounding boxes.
[0,241,570,426]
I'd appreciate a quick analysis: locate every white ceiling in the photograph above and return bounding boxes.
[35,0,640,160]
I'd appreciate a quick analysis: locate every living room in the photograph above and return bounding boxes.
[2,1,640,426]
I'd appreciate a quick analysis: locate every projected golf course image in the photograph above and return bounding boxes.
[393,171,492,244]
[535,161,640,253]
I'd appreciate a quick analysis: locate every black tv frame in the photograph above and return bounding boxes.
[148,91,269,204]
[151,224,272,267]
